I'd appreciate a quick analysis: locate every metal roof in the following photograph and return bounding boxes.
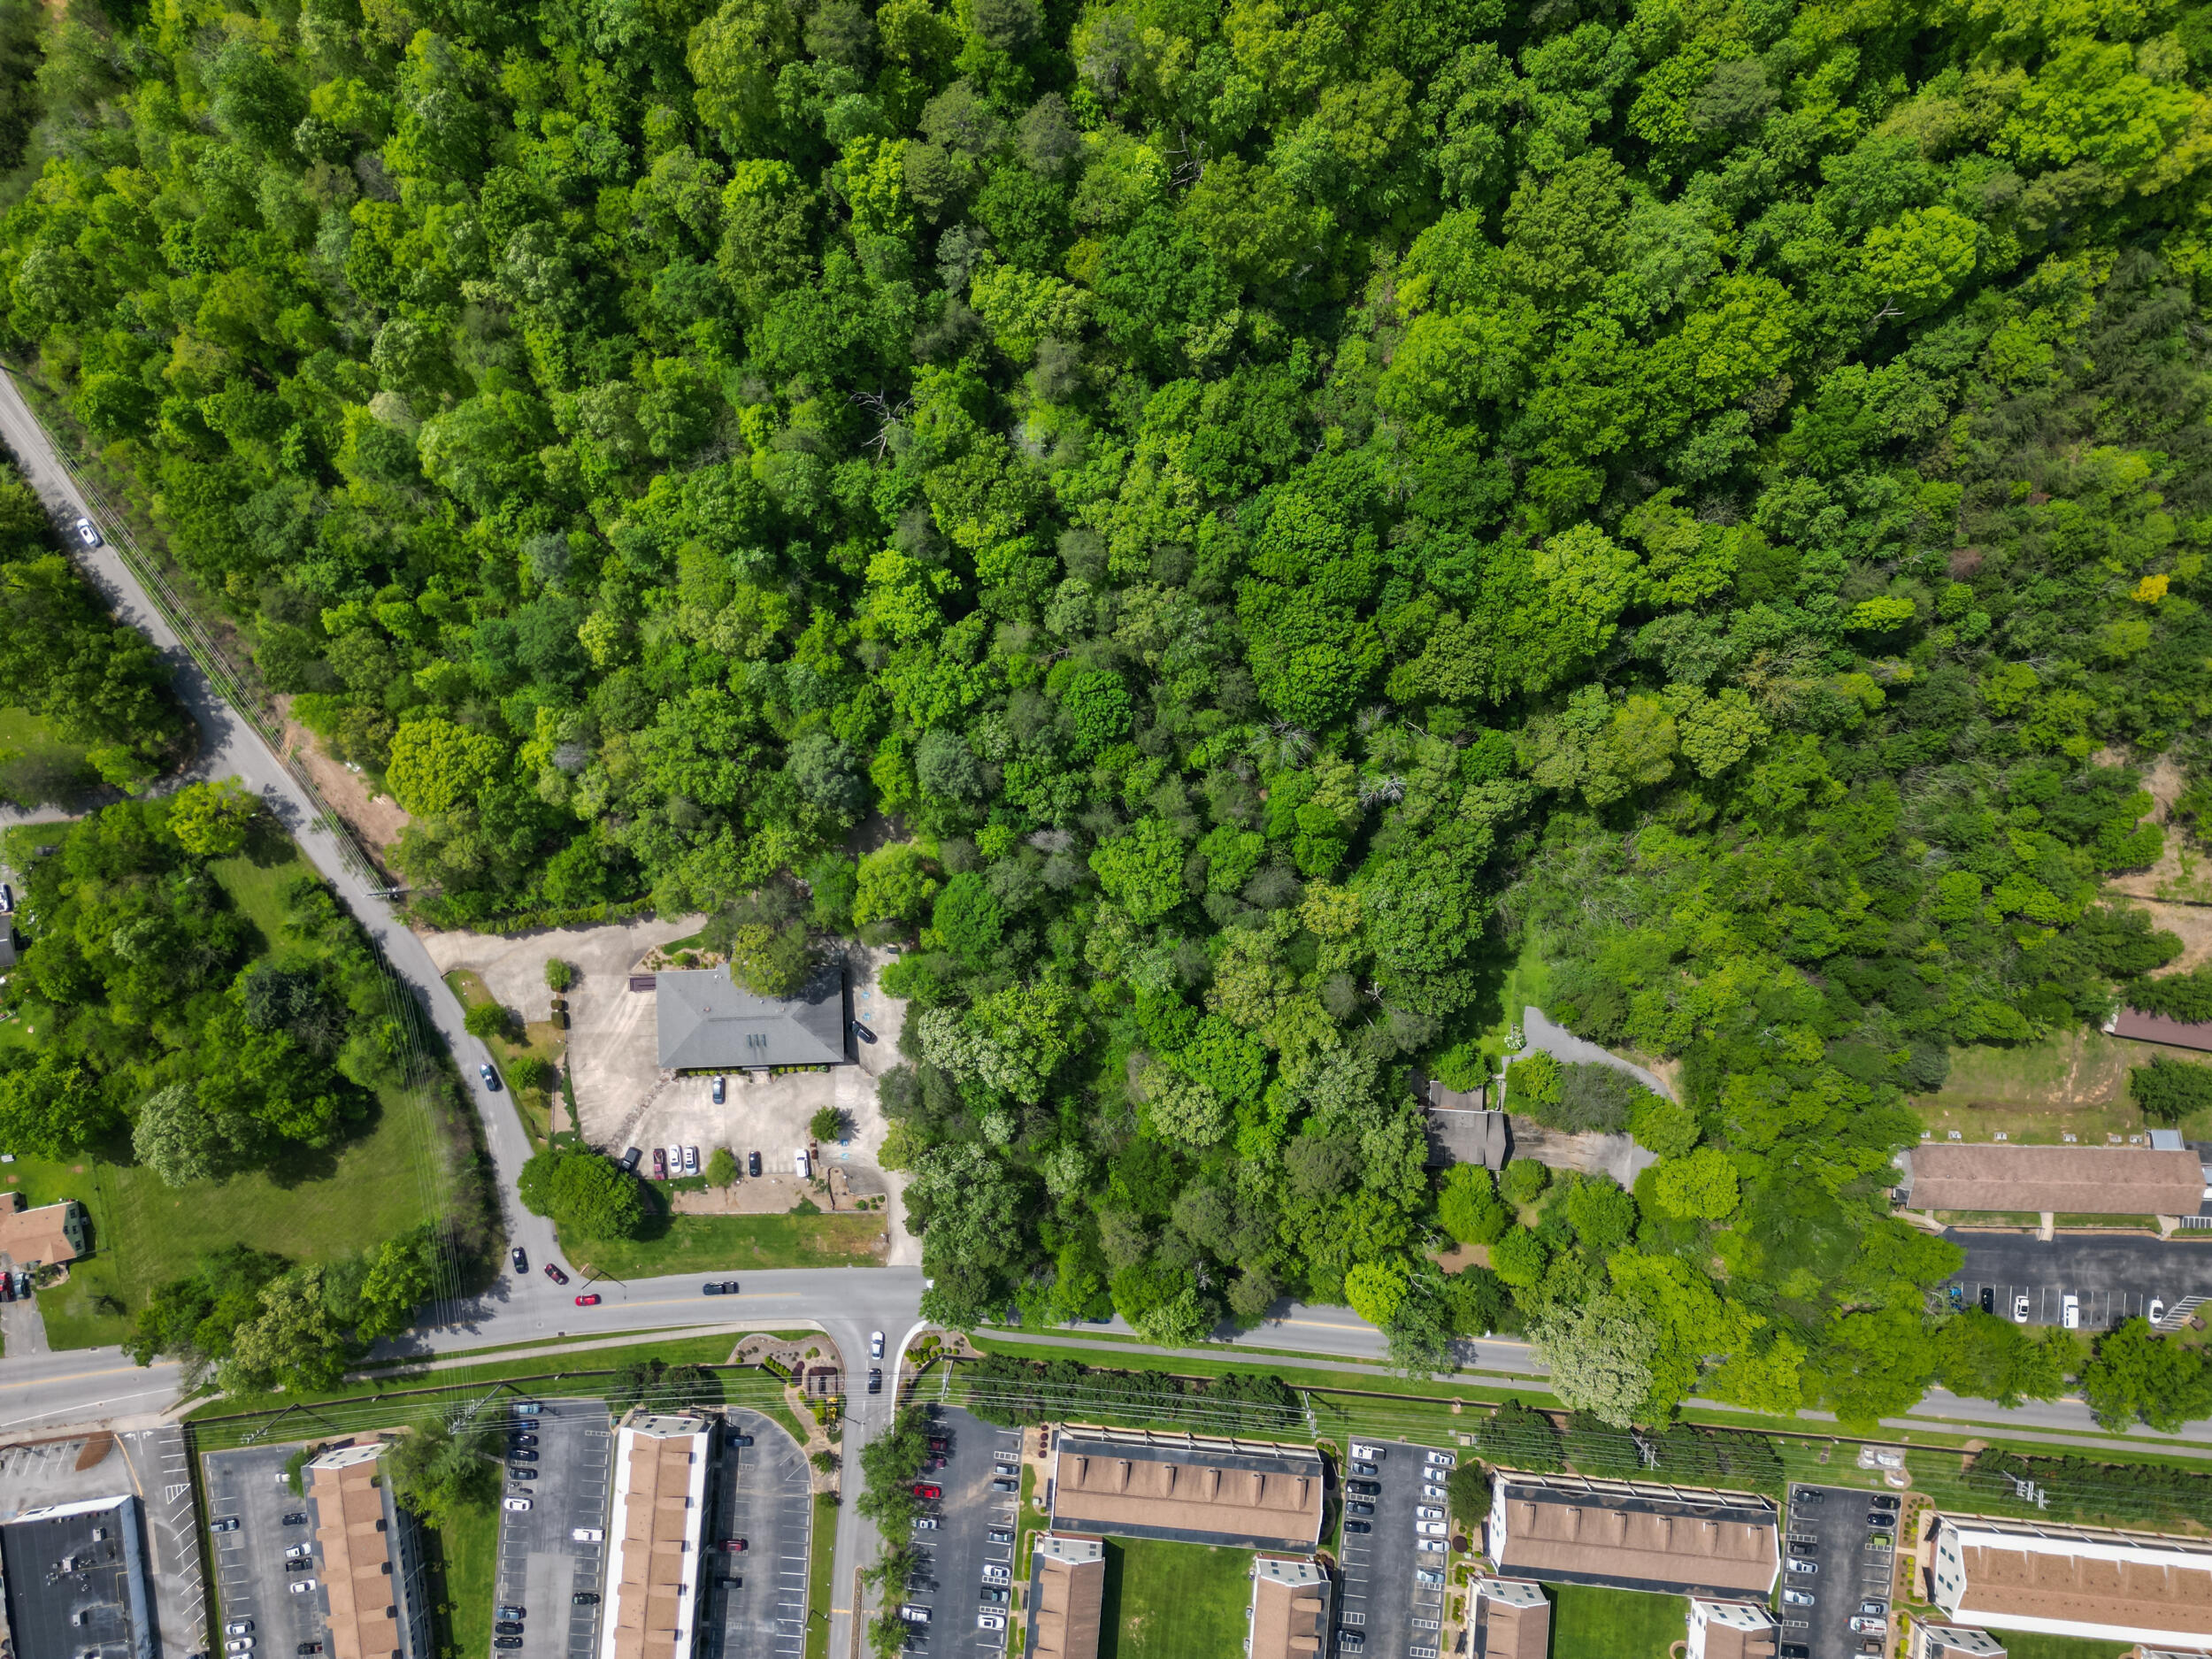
[653,963,848,1069]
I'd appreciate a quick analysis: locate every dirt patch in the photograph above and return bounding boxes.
[273,695,412,855]
[72,1432,112,1471]
[1432,1242,1489,1272]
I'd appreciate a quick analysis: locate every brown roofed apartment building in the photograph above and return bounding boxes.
[1929,1513,2212,1650]
[1909,1624,2008,1659]
[1246,1556,1327,1659]
[1686,1597,1778,1659]
[1048,1432,1325,1551]
[1486,1473,1780,1599]
[1024,1534,1104,1659]
[1901,1144,2207,1219]
[307,1443,428,1659]
[601,1412,713,1659]
[1470,1578,1550,1659]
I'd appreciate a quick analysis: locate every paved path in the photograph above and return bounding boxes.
[1513,1005,1676,1099]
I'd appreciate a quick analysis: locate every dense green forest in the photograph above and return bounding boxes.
[6,0,2212,1426]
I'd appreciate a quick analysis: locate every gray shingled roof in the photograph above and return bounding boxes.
[655,963,848,1069]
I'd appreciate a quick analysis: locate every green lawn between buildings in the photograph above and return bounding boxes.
[1985,1633,2138,1659]
[1548,1584,1686,1658]
[2,846,448,1349]
[430,1502,500,1659]
[1097,1538,1254,1659]
[802,1492,836,1659]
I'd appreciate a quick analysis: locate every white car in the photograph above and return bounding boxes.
[72,517,101,549]
[981,1564,1010,1585]
[1781,1588,1814,1608]
[503,1497,532,1512]
[225,1641,253,1654]
[224,1624,253,1638]
[284,1544,311,1560]
[572,1528,603,1543]
[665,1144,682,1175]
[2062,1294,2080,1329]
[288,1580,317,1595]
[1415,1506,1443,1521]
[1416,1521,1447,1537]
[871,1330,885,1358]
[2150,1297,2168,1325]
[1425,1449,1455,1467]
[683,1145,699,1175]
[978,1615,1006,1632]
[2014,1294,2031,1323]
[1348,1442,1382,1460]
[1786,1557,1816,1574]
[1422,1484,1447,1501]
[1415,1570,1444,1586]
[1416,1539,1446,1554]
[911,1517,940,1531]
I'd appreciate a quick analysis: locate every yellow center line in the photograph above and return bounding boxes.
[0,1364,149,1392]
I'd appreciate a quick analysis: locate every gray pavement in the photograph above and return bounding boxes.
[1334,1440,1446,1659]
[899,1408,1018,1659]
[1781,1484,1900,1659]
[703,1408,810,1659]
[1945,1229,2212,1329]
[492,1400,611,1659]
[204,1446,327,1659]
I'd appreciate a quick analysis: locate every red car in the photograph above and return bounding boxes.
[574,1293,601,1306]
[542,1264,569,1285]
[911,1484,941,1500]
[721,1539,747,1554]
[652,1148,667,1179]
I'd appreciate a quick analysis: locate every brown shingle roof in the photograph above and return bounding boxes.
[1955,1537,2212,1640]
[1906,1143,2205,1217]
[0,1194,80,1265]
[1028,1538,1103,1659]
[1692,1599,1778,1659]
[1473,1580,1549,1659]
[603,1417,708,1659]
[1248,1560,1325,1659]
[309,1449,401,1659]
[1050,1440,1324,1549]
[1493,1477,1778,1598]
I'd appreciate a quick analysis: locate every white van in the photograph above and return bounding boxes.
[794,1148,811,1179]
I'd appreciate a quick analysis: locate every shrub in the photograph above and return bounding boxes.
[2129,1055,2212,1125]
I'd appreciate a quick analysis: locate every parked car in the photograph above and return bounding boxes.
[286,1542,313,1560]
[1979,1286,1993,1313]
[225,1623,254,1637]
[572,1594,599,1606]
[1350,1460,1377,1476]
[795,1148,811,1179]
[653,1148,668,1180]
[2014,1294,2031,1322]
[1415,1521,1446,1537]
[901,1606,931,1624]
[480,1064,500,1091]
[285,1559,312,1573]
[912,1517,940,1532]
[211,1517,240,1533]
[542,1263,569,1285]
[572,1529,603,1543]
[1792,1487,1824,1503]
[280,1513,307,1526]
[1421,1484,1446,1501]
[2151,1296,2169,1325]
[732,1433,754,1447]
[684,1146,699,1175]
[1348,1442,1382,1460]
[503,1498,532,1512]
[1414,1571,1444,1587]
[991,1477,1017,1493]
[0,1274,12,1302]
[911,1484,941,1500]
[575,1293,600,1306]
[495,1625,523,1638]
[2062,1293,2080,1329]
[620,1148,642,1171]
[871,1330,885,1357]
[511,1248,527,1273]
[296,1644,323,1654]
[1780,1647,1810,1659]
[288,1581,317,1596]
[978,1616,1005,1632]
[224,1640,253,1654]
[748,1150,762,1177]
[497,1606,526,1622]
[1344,1520,1371,1535]
[1856,1601,1887,1618]
[1417,1539,1446,1554]
[1346,1479,1379,1496]
[1867,1533,1894,1549]
[73,518,101,549]
[1870,1495,1900,1511]
[1348,1502,1374,1517]
[986,1527,1013,1545]
[510,1468,539,1480]
[1786,1559,1816,1575]
[1849,1617,1886,1635]
[1781,1589,1814,1608]
[723,1540,748,1553]
[1425,1449,1455,1467]
[1415,1506,1443,1521]
[510,1434,537,1448]
[510,1448,538,1462]
[1867,1513,1892,1527]
[665,1143,682,1176]
[494,1640,523,1649]
[981,1565,1010,1586]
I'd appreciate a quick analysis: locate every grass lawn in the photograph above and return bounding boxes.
[1916,1027,2212,1140]
[0,705,96,808]
[1098,1538,1253,1659]
[561,1210,887,1278]
[1990,1636,2136,1659]
[1548,1584,1686,1659]
[802,1491,835,1659]
[432,1502,500,1659]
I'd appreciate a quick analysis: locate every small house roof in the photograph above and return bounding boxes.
[654,963,847,1070]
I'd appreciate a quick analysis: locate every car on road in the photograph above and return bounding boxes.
[703,1281,726,1294]
[712,1076,726,1103]
[2151,1296,2168,1325]
[572,1594,599,1606]
[281,1513,307,1526]
[480,1064,500,1091]
[684,1145,699,1174]
[73,518,101,549]
[872,1330,885,1357]
[748,1150,762,1177]
[911,1484,941,1500]
[653,1148,667,1180]
[1786,1558,1816,1574]
[870,1369,883,1393]
[2062,1293,2080,1329]
[503,1498,532,1512]
[226,1623,254,1637]
[511,1248,527,1273]
[288,1581,316,1596]
[978,1616,1005,1632]
[212,1517,240,1533]
[1343,1520,1371,1535]
[543,1263,569,1285]
[575,1293,600,1306]
[1781,1589,1814,1608]
[2014,1293,2031,1322]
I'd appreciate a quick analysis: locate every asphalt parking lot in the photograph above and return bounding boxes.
[1945,1230,2212,1328]
[901,1407,1018,1655]
[701,1407,812,1659]
[1782,1484,1901,1659]
[204,1445,329,1659]
[492,1400,611,1659]
[1333,1440,1449,1659]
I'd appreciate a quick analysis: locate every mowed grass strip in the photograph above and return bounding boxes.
[1548,1585,1687,1658]
[563,1211,886,1278]
[1098,1538,1253,1659]
[432,1502,501,1659]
